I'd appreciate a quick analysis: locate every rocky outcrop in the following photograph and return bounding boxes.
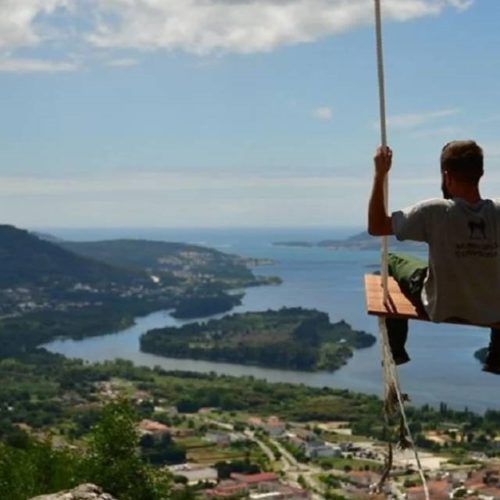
[30,483,117,500]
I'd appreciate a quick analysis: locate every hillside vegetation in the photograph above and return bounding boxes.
[0,226,145,287]
[59,238,269,286]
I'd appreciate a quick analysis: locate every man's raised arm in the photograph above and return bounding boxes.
[368,146,394,236]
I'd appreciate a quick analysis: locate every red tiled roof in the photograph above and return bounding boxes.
[278,485,309,497]
[205,482,248,498]
[138,419,170,433]
[247,417,263,425]
[407,480,450,500]
[231,472,278,484]
[478,486,500,497]
[465,469,500,489]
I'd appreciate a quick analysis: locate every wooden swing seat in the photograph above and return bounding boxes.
[364,274,500,328]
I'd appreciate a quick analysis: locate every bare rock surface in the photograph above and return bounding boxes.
[30,483,117,500]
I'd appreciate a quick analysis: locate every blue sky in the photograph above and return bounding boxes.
[0,0,499,228]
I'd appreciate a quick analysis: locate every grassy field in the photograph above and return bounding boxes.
[177,436,265,466]
[187,446,247,465]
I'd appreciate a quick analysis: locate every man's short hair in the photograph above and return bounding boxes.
[440,140,484,184]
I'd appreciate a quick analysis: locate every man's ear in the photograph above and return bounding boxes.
[441,170,453,199]
[443,170,452,186]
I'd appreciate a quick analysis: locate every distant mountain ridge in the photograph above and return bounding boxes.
[0,225,145,287]
[1,224,275,293]
[274,230,425,251]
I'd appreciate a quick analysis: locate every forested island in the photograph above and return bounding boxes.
[140,308,376,371]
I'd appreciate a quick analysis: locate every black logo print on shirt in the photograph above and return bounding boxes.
[468,218,487,240]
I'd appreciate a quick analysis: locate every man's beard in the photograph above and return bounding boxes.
[441,180,452,199]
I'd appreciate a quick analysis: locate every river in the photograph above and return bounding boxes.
[43,227,499,414]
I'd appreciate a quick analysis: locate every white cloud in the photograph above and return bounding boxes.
[313,106,333,121]
[0,57,79,73]
[386,108,460,130]
[0,0,475,69]
[0,172,369,196]
[446,0,474,10]
[0,0,73,49]
[87,0,474,55]
[0,169,466,200]
[0,170,441,228]
[105,58,139,67]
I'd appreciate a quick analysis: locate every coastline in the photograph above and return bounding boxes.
[40,227,494,413]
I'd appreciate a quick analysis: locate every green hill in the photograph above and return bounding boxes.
[59,239,260,284]
[0,225,145,288]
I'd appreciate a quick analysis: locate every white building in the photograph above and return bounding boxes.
[304,442,342,459]
[169,464,218,485]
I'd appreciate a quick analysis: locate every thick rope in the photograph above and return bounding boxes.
[374,0,389,300]
[373,2,429,498]
[378,319,429,497]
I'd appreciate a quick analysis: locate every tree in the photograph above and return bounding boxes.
[84,400,171,500]
[0,438,81,500]
[140,433,186,466]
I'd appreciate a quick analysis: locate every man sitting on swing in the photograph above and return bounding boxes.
[368,140,500,373]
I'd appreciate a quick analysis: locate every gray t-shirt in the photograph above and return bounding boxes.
[392,198,500,324]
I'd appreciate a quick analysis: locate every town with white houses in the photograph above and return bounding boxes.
[96,380,500,499]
